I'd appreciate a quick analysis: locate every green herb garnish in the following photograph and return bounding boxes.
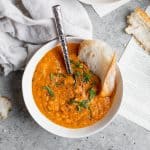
[50,73,54,80]
[75,62,83,69]
[68,98,93,118]
[70,60,83,69]
[73,71,81,87]
[57,73,66,78]
[43,86,54,97]
[70,59,74,64]
[74,71,81,77]
[68,99,89,111]
[68,98,78,105]
[49,73,66,80]
[83,72,91,83]
[78,100,89,109]
[76,100,89,112]
[89,88,96,100]
[55,81,64,87]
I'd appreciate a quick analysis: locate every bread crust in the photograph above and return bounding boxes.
[135,7,150,28]
[100,54,116,97]
[78,39,116,97]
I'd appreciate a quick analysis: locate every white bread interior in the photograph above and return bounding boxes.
[125,7,150,52]
[78,40,116,97]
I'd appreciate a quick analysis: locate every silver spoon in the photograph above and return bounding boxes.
[53,5,73,74]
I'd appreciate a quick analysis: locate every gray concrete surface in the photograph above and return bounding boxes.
[0,0,150,150]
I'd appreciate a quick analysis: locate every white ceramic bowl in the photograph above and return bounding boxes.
[22,37,123,138]
[79,0,121,5]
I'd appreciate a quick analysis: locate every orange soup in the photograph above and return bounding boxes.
[32,43,113,128]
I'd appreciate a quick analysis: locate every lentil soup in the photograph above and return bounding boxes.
[32,43,113,128]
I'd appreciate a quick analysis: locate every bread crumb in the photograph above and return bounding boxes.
[0,96,12,120]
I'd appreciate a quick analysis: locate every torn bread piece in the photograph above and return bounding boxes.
[125,7,150,52]
[0,96,12,119]
[78,40,116,97]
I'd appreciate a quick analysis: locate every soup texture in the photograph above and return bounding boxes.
[32,43,113,128]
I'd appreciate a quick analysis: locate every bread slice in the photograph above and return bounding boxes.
[0,96,12,119]
[78,40,116,97]
[125,7,150,52]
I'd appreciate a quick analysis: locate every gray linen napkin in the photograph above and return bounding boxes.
[0,0,92,75]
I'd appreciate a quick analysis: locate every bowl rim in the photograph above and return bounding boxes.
[78,0,121,5]
[22,37,123,138]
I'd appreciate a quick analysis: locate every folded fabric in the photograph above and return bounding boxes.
[0,31,27,74]
[0,0,92,75]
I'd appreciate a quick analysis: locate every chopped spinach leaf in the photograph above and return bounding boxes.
[69,99,90,112]
[68,98,78,105]
[43,86,54,97]
[89,88,96,100]
[83,72,91,83]
[50,73,54,80]
[78,100,89,109]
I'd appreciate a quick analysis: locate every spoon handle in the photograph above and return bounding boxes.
[53,5,72,74]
